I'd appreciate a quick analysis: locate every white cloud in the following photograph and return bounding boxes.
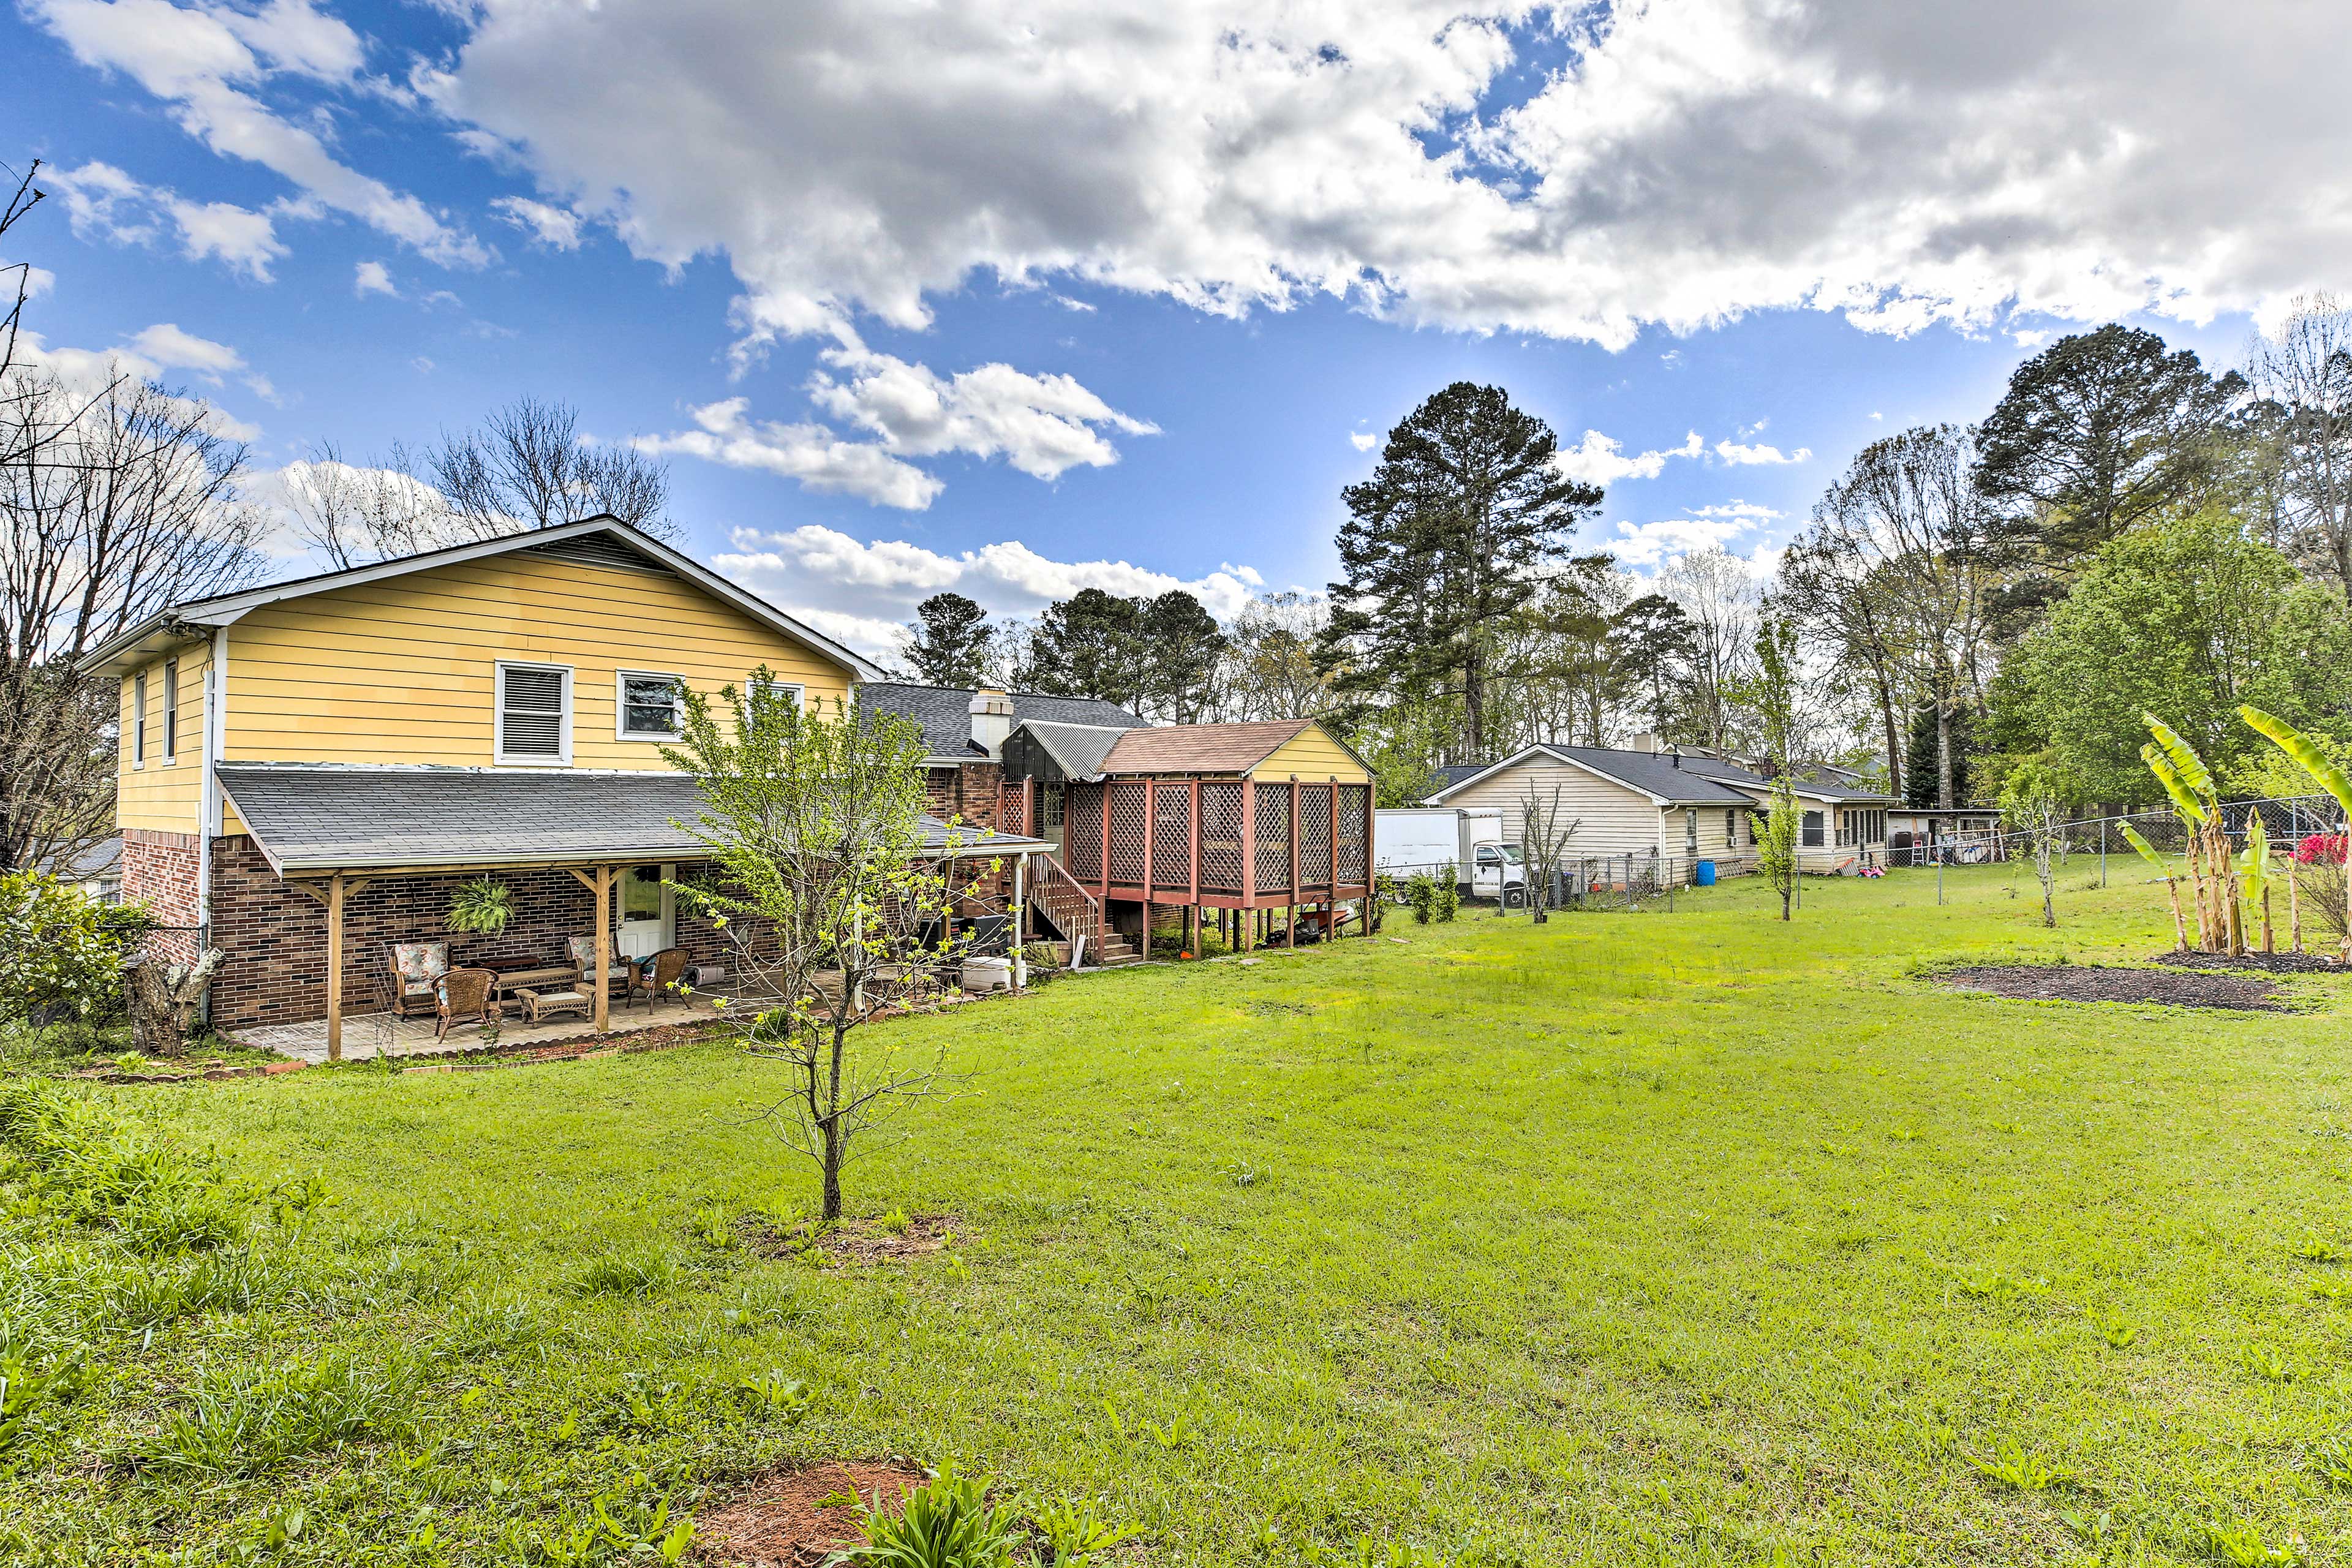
[808,345,1155,481]
[637,398,944,510]
[418,0,2352,355]
[714,524,1265,654]
[491,195,584,249]
[50,160,287,279]
[1349,431,1378,452]
[29,0,485,266]
[643,349,1153,505]
[1556,428,1703,485]
[1611,516,1751,569]
[13,326,266,439]
[353,260,398,297]
[1687,500,1782,521]
[1713,437,1811,466]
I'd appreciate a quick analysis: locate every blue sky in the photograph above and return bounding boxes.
[7,0,2332,654]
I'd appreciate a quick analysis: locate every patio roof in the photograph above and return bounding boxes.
[216,763,1048,876]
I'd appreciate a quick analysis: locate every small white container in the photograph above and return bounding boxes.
[961,956,1013,993]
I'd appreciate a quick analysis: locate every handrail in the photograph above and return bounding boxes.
[1029,853,1103,966]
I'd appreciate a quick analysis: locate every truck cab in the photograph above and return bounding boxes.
[1469,839,1526,905]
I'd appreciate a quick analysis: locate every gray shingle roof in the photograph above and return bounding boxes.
[1432,763,1493,791]
[1679,758,1898,803]
[859,682,1144,762]
[1431,745,1754,805]
[1011,719,1129,778]
[217,764,1042,875]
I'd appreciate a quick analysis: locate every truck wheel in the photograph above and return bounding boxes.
[1502,885,1526,909]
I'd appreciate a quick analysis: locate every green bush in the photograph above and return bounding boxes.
[0,872,146,1039]
[1406,872,1438,925]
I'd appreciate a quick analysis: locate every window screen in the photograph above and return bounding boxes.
[132,673,148,766]
[620,674,682,738]
[1039,782,1066,828]
[162,659,179,761]
[1802,810,1825,848]
[498,664,569,760]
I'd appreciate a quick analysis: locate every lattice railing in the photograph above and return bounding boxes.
[1065,785,1103,881]
[1299,784,1333,888]
[1200,781,1246,893]
[1255,782,1292,891]
[997,782,1030,837]
[1109,782,1149,884]
[1152,785,1193,889]
[1337,784,1370,884]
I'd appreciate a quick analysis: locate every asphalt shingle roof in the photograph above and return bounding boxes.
[859,682,1143,761]
[1098,718,1318,775]
[1433,745,1754,804]
[1679,757,1898,803]
[217,764,1042,875]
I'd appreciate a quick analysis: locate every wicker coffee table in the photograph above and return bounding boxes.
[512,986,592,1025]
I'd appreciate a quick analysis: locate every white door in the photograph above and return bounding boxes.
[616,864,674,960]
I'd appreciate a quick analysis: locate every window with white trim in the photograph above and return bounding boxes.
[162,658,179,763]
[1684,808,1697,853]
[496,662,572,763]
[617,671,684,741]
[745,679,804,718]
[131,671,148,767]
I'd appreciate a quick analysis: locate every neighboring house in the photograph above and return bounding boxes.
[856,682,1143,845]
[38,837,124,902]
[1425,743,1758,864]
[1428,736,1902,873]
[77,516,1045,1046]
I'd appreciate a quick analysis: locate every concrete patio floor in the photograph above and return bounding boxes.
[224,993,733,1065]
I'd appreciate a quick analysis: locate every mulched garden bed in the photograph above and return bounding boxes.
[1934,963,2291,1011]
[736,1212,963,1266]
[2150,949,2347,974]
[693,1459,926,1567]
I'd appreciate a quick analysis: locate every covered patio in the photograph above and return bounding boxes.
[210,764,1047,1060]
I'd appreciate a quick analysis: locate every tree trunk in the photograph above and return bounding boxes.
[1872,662,1902,801]
[1935,699,1955,810]
[1462,644,1485,760]
[2163,876,2188,953]
[124,948,225,1057]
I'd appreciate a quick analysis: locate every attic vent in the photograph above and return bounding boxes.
[524,533,670,575]
[497,662,571,763]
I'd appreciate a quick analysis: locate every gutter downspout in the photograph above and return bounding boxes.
[197,626,227,1018]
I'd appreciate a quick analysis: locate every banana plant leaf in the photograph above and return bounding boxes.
[2143,714,2217,801]
[2238,704,2352,819]
[2117,821,2171,870]
[2141,743,2209,825]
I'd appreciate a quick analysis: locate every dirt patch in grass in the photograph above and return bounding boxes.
[736,1213,962,1265]
[1936,964,2289,1011]
[693,1459,925,1567]
[2150,949,2348,974]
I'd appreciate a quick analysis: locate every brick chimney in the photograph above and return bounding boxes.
[969,687,1014,757]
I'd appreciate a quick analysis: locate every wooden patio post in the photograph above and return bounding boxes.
[1011,854,1027,990]
[1240,778,1257,952]
[1140,778,1156,960]
[594,864,612,1033]
[1364,783,1377,938]
[325,871,345,1063]
[1289,780,1300,948]
[1099,781,1114,901]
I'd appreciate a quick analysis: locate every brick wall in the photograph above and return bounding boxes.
[121,828,202,963]
[205,839,744,1029]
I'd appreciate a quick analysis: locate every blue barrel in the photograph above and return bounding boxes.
[1695,859,1717,887]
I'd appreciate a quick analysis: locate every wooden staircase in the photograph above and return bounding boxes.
[1091,930,1144,967]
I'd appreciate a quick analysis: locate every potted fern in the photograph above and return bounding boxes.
[446,876,516,937]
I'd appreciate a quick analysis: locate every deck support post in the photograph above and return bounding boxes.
[1011,855,1027,991]
[325,872,345,1063]
[594,864,612,1033]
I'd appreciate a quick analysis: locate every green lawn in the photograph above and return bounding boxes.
[7,863,2352,1566]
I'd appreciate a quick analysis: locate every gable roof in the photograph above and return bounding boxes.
[858,682,1144,764]
[1096,717,1358,777]
[78,516,884,681]
[1679,757,1899,804]
[1426,743,1755,807]
[1432,762,1494,791]
[215,763,1043,876]
[1011,719,1131,779]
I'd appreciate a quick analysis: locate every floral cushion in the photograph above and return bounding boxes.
[392,941,448,997]
[568,935,600,972]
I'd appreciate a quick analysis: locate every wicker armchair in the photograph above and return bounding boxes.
[627,947,690,1013]
[384,941,449,1019]
[434,967,497,1041]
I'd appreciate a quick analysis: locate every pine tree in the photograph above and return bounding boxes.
[1319,383,1600,760]
[902,593,995,687]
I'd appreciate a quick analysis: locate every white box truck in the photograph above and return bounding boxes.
[1374,807,1526,905]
